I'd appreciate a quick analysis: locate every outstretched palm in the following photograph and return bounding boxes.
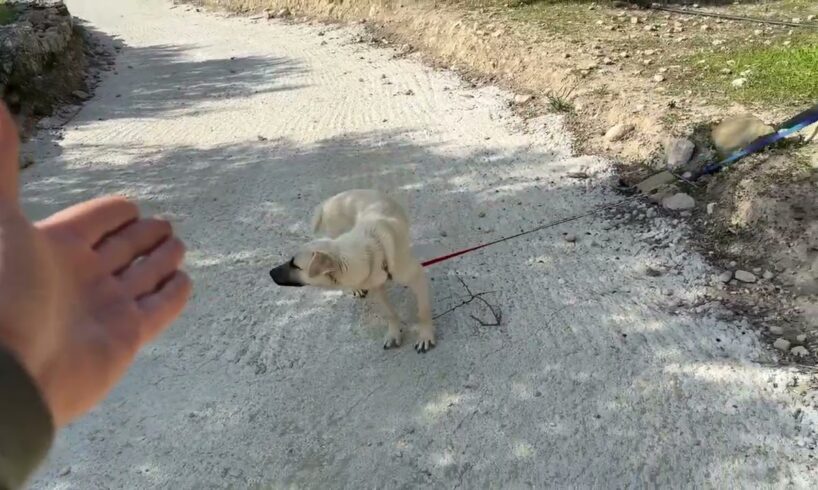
[0,104,191,428]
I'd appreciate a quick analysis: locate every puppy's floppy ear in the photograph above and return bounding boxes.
[307,251,338,278]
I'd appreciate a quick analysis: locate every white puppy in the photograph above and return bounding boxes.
[269,190,435,353]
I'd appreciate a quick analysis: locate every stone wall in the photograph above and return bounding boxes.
[0,0,87,139]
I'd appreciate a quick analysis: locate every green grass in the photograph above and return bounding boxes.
[692,36,818,105]
[545,85,575,113]
[0,1,16,26]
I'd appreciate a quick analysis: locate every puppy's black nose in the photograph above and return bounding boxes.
[269,269,275,280]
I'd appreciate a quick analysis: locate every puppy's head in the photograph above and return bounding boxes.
[269,241,341,288]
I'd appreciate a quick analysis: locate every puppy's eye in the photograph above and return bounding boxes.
[289,258,301,270]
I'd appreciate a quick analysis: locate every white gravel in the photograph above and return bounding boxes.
[20,0,818,487]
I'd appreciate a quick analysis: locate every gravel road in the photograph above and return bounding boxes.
[21,0,818,487]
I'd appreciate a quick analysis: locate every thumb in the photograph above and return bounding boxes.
[0,101,20,203]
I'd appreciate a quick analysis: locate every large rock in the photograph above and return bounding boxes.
[662,192,695,211]
[711,114,773,154]
[665,137,695,170]
[0,0,87,156]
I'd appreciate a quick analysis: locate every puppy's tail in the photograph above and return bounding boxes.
[310,205,324,234]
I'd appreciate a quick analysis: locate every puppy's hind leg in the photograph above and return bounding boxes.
[370,286,403,349]
[396,262,435,353]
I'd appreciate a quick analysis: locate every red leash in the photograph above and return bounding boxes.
[420,194,641,268]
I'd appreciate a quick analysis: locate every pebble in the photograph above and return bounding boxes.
[774,338,791,351]
[706,202,716,215]
[58,467,72,477]
[768,325,784,335]
[478,211,487,218]
[563,233,577,243]
[763,270,775,280]
[604,123,635,142]
[734,270,757,283]
[644,266,663,277]
[796,334,807,343]
[514,94,533,105]
[718,270,733,283]
[653,74,665,83]
[72,90,90,99]
[791,346,809,357]
[731,78,747,88]
[662,193,695,211]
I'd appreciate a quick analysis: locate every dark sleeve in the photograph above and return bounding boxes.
[0,347,54,490]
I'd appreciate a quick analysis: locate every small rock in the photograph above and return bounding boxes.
[791,346,809,358]
[718,270,733,283]
[630,17,640,24]
[768,325,784,335]
[563,233,577,243]
[644,266,663,277]
[731,78,747,88]
[404,89,415,96]
[58,467,71,477]
[604,123,635,142]
[706,202,716,215]
[665,137,695,170]
[796,334,807,343]
[478,211,487,218]
[808,15,816,21]
[602,57,614,65]
[734,270,757,283]
[653,74,665,83]
[514,94,532,105]
[763,270,775,280]
[72,90,90,100]
[774,338,791,351]
[662,193,695,211]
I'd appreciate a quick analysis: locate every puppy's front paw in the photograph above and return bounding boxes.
[414,326,436,354]
[383,326,402,350]
[352,289,368,299]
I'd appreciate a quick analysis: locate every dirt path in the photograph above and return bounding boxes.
[22,0,818,487]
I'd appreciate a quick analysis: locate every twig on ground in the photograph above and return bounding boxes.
[433,274,502,326]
